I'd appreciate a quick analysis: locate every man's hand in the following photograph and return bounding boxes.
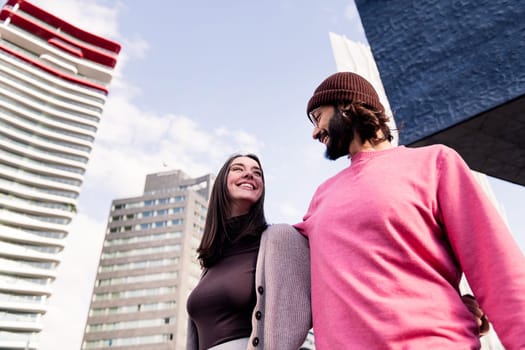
[461,294,490,336]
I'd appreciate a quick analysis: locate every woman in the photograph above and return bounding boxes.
[186,154,312,350]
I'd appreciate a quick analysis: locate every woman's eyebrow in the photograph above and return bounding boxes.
[230,162,245,167]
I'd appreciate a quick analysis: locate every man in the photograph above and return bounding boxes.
[294,72,525,349]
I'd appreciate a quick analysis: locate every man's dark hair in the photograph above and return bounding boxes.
[337,101,393,144]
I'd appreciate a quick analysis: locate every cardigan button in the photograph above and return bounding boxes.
[257,286,264,294]
[255,311,262,320]
[252,337,259,346]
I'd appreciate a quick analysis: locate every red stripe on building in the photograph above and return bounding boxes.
[0,8,118,67]
[0,44,109,94]
[4,0,121,53]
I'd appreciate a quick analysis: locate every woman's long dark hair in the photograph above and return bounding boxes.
[197,154,267,268]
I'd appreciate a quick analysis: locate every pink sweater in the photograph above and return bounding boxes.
[294,145,525,350]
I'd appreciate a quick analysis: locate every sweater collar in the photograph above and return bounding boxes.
[350,145,404,165]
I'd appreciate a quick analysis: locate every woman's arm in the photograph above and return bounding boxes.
[250,223,312,350]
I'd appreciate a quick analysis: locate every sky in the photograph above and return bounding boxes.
[20,1,524,349]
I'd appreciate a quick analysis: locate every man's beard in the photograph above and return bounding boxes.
[325,109,354,160]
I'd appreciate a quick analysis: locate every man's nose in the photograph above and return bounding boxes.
[312,126,321,140]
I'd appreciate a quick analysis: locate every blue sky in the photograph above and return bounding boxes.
[27,1,524,349]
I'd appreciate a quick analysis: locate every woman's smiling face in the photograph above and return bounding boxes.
[226,156,264,217]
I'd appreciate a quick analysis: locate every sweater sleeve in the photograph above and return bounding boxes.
[250,224,312,350]
[436,147,525,349]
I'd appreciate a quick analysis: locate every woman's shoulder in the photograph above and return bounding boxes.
[263,223,297,235]
[259,224,310,269]
[262,223,307,246]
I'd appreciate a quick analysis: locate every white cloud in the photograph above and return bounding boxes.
[84,88,264,200]
[121,36,150,60]
[278,201,303,223]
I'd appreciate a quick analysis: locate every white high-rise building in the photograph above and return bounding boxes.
[0,0,120,348]
[82,170,213,350]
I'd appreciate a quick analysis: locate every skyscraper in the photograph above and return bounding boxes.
[0,0,120,348]
[82,170,213,350]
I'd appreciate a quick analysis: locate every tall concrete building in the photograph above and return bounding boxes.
[82,170,213,350]
[0,0,120,348]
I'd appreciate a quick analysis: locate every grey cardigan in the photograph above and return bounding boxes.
[187,223,312,350]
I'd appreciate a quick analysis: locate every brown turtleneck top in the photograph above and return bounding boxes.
[186,216,261,350]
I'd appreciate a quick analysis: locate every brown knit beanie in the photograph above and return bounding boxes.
[306,72,384,116]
